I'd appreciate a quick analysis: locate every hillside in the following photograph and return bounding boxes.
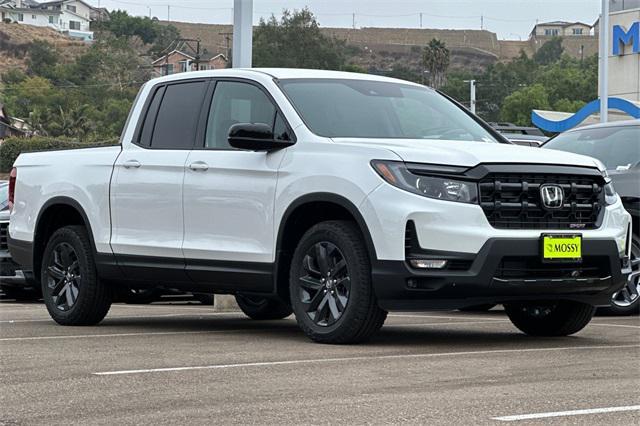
[0,22,87,74]
[161,21,535,74]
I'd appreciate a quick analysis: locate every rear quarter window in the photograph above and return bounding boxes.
[148,81,207,150]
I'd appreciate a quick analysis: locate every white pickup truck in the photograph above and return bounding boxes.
[8,69,632,343]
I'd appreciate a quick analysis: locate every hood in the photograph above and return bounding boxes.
[332,138,602,170]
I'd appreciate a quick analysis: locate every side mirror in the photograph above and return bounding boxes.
[228,123,294,151]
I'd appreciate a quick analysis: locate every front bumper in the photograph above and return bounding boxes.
[372,238,630,311]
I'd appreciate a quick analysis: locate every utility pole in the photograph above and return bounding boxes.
[219,31,233,63]
[167,5,170,21]
[419,12,422,28]
[599,0,609,123]
[352,13,356,29]
[464,80,477,114]
[480,15,484,30]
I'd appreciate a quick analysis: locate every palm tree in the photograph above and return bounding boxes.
[422,39,450,89]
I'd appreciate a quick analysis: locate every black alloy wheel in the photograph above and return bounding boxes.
[289,220,387,344]
[46,242,81,312]
[298,241,351,327]
[41,225,112,326]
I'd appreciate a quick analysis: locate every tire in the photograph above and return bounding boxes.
[289,220,387,344]
[125,288,161,304]
[459,304,496,312]
[193,293,215,305]
[235,294,292,320]
[41,225,112,326]
[599,234,640,316]
[505,301,595,336]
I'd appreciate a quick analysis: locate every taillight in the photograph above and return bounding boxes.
[8,167,16,211]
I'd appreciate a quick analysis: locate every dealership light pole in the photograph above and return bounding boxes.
[599,0,609,122]
[233,0,253,68]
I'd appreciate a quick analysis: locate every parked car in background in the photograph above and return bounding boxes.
[489,123,548,147]
[1,180,41,299]
[544,120,640,315]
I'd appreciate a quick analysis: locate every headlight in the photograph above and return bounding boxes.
[371,160,478,204]
[604,180,618,205]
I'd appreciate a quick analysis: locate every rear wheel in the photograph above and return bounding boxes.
[600,235,639,316]
[235,294,291,320]
[289,220,387,344]
[41,226,112,325]
[505,301,595,336]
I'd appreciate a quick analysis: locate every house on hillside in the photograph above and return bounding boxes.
[529,21,593,39]
[0,0,99,41]
[152,50,228,76]
[0,104,27,140]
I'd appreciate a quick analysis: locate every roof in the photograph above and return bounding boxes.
[535,21,591,28]
[145,68,428,88]
[151,49,195,64]
[5,6,61,13]
[37,0,95,8]
[201,52,227,62]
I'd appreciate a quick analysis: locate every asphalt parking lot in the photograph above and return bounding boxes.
[1,299,639,425]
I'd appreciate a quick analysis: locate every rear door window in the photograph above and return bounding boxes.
[150,81,207,149]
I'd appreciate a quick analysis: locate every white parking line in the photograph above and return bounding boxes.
[93,344,640,376]
[0,311,246,323]
[387,320,509,327]
[591,323,640,329]
[388,314,506,321]
[0,329,246,341]
[493,405,640,421]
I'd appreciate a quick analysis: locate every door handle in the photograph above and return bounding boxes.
[189,161,209,171]
[123,160,141,169]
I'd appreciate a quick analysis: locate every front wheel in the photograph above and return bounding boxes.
[41,226,112,325]
[289,220,387,344]
[235,294,291,320]
[505,301,595,336]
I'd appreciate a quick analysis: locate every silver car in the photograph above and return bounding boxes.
[544,120,640,315]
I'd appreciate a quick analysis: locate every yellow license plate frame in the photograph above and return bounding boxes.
[541,234,582,263]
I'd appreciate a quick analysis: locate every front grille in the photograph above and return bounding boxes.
[479,173,604,229]
[0,222,8,251]
[495,256,610,280]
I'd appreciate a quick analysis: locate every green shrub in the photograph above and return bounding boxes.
[0,136,119,173]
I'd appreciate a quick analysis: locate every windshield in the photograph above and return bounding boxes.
[544,125,640,170]
[279,79,498,142]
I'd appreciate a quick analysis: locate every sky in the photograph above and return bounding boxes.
[94,0,603,40]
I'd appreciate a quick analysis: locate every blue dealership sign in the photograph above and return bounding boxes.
[613,21,639,55]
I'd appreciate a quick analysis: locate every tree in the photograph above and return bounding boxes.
[533,37,564,65]
[93,9,180,57]
[26,40,59,79]
[95,10,156,43]
[500,84,551,126]
[422,39,450,89]
[253,8,347,69]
